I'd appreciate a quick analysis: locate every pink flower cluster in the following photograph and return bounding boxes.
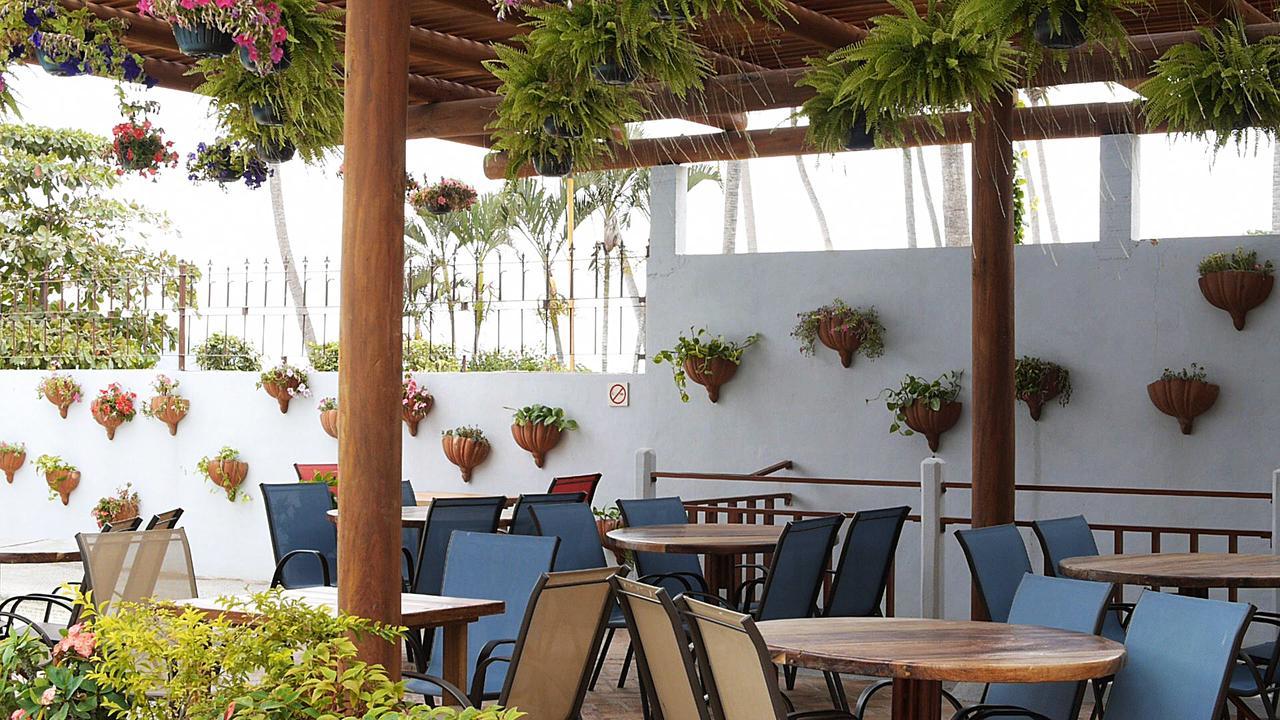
[402,375,433,416]
[138,0,287,75]
[52,623,97,661]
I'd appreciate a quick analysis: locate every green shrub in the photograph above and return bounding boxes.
[404,339,462,372]
[466,349,569,372]
[306,341,340,371]
[193,333,262,371]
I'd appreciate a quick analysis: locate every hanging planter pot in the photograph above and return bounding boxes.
[46,469,81,506]
[1198,271,1273,331]
[402,405,431,436]
[683,357,739,403]
[35,48,81,77]
[403,376,434,437]
[0,447,25,484]
[597,516,626,564]
[794,303,885,370]
[251,102,285,127]
[172,21,236,58]
[96,500,140,530]
[1015,357,1072,422]
[256,139,296,164]
[262,379,299,413]
[593,60,638,86]
[511,423,562,468]
[902,399,962,453]
[44,388,76,418]
[442,430,490,483]
[844,115,875,151]
[1033,8,1086,50]
[150,396,189,436]
[1148,376,1219,435]
[533,150,574,178]
[1019,375,1062,422]
[207,459,250,500]
[817,316,864,368]
[543,116,584,139]
[91,400,126,441]
[239,42,292,74]
[319,409,339,439]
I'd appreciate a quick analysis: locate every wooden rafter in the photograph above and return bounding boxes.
[1190,0,1271,24]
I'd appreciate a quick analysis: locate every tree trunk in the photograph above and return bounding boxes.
[941,144,970,247]
[1020,143,1044,244]
[722,161,741,254]
[269,170,316,346]
[600,246,612,372]
[1028,89,1062,244]
[1273,144,1280,232]
[902,150,918,249]
[619,249,645,373]
[545,264,565,364]
[915,148,944,247]
[794,156,833,250]
[741,163,758,254]
[473,266,484,355]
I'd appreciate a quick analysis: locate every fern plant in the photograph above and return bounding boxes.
[798,53,878,153]
[964,0,1143,77]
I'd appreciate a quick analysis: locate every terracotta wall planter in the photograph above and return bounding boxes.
[1199,271,1273,331]
[0,450,25,483]
[1019,376,1062,422]
[263,379,300,413]
[511,423,563,468]
[683,357,739,403]
[45,389,75,419]
[98,502,140,529]
[442,436,490,482]
[1147,378,1219,435]
[403,401,433,437]
[596,517,626,565]
[46,470,81,505]
[151,396,188,436]
[91,399,126,440]
[902,399,962,453]
[817,315,864,368]
[320,409,339,439]
[208,460,250,500]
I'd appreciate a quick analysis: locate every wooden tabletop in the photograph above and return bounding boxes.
[413,491,516,506]
[175,587,505,628]
[607,524,784,555]
[758,618,1126,683]
[1059,553,1280,590]
[328,506,513,528]
[0,539,81,564]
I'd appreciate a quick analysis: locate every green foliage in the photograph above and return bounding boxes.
[1198,246,1274,276]
[27,3,148,83]
[653,327,760,402]
[34,454,74,474]
[36,372,82,404]
[1014,356,1072,405]
[791,300,886,359]
[443,426,488,444]
[91,483,139,528]
[0,631,46,716]
[467,349,575,372]
[511,404,579,431]
[967,0,1144,76]
[9,622,122,720]
[404,339,462,372]
[196,446,241,479]
[306,341,340,371]
[193,0,344,164]
[1140,21,1280,152]
[193,333,262,371]
[593,504,621,520]
[875,371,963,436]
[1161,363,1208,382]
[798,52,874,153]
[0,441,24,454]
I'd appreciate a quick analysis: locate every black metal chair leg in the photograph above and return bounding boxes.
[824,671,850,712]
[589,626,615,691]
[618,641,635,689]
[784,664,797,690]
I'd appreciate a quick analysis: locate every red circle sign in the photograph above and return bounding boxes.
[609,383,628,405]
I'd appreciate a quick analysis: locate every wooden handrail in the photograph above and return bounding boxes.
[940,516,1271,539]
[653,471,920,489]
[689,493,794,506]
[750,460,794,477]
[941,482,1271,501]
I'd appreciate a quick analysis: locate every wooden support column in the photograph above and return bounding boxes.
[338,0,408,674]
[969,89,1016,616]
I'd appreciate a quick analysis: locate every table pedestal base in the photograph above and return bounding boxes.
[891,678,941,720]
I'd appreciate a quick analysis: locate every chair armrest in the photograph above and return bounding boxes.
[270,550,332,588]
[679,590,737,609]
[402,671,470,708]
[734,563,769,576]
[401,547,415,591]
[952,705,1054,720]
[0,594,76,623]
[469,639,517,702]
[736,577,768,613]
[0,611,56,643]
[638,572,695,593]
[788,711,855,720]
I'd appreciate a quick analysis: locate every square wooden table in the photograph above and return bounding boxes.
[175,587,504,688]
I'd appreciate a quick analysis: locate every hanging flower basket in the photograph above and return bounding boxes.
[35,46,82,76]
[1015,357,1072,422]
[793,301,886,369]
[258,364,311,413]
[408,178,478,215]
[251,102,285,127]
[402,375,434,437]
[91,484,140,529]
[1033,7,1086,49]
[139,374,189,436]
[542,116,583,139]
[0,443,26,484]
[239,41,292,74]
[1196,248,1274,331]
[593,59,638,86]
[654,328,759,404]
[36,373,82,419]
[90,383,137,441]
[139,0,287,75]
[1148,365,1219,435]
[111,117,178,177]
[256,139,296,164]
[171,20,236,58]
[878,371,964,453]
[442,428,490,483]
[532,150,573,178]
[37,455,80,506]
[317,398,339,439]
[187,139,272,189]
[199,447,249,501]
[902,399,962,453]
[509,405,577,468]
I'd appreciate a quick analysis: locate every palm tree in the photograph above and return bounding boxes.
[740,164,759,253]
[504,178,572,363]
[790,116,833,250]
[941,144,970,247]
[1026,90,1063,244]
[902,150,918,249]
[451,193,512,355]
[915,147,944,246]
[405,209,467,352]
[576,168,649,372]
[268,169,316,347]
[721,160,742,253]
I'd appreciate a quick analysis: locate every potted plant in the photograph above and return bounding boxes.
[509,404,579,467]
[257,363,311,413]
[876,371,964,452]
[186,138,272,189]
[141,374,190,436]
[139,0,286,70]
[792,300,886,368]
[198,446,249,501]
[36,454,80,505]
[1148,364,1219,435]
[1196,247,1274,331]
[0,441,25,483]
[442,426,491,483]
[111,94,179,178]
[90,382,138,441]
[653,327,760,403]
[317,397,338,439]
[409,178,478,215]
[1015,356,1072,421]
[306,340,340,371]
[798,52,878,153]
[26,4,148,81]
[593,504,628,565]
[91,483,140,529]
[1140,21,1280,154]
[37,371,82,418]
[402,374,434,437]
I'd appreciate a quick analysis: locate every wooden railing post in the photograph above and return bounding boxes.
[920,458,945,619]
[1272,468,1279,610]
[636,449,657,499]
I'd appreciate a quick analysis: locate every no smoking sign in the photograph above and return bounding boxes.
[608,382,630,407]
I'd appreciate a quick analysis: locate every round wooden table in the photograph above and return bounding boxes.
[758,617,1125,720]
[328,507,430,528]
[606,524,783,595]
[1059,553,1280,598]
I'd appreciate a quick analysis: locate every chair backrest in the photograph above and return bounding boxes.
[103,517,142,532]
[982,574,1114,720]
[499,567,618,718]
[399,481,421,581]
[1105,591,1252,720]
[144,508,184,531]
[509,492,586,536]
[412,496,505,595]
[400,480,417,506]
[618,497,704,594]
[528,503,607,571]
[430,532,559,697]
[260,483,338,589]
[825,506,910,618]
[755,516,842,621]
[682,597,789,720]
[77,528,198,613]
[955,523,1032,622]
[1031,516,1100,577]
[547,473,603,505]
[612,577,711,720]
[294,463,338,482]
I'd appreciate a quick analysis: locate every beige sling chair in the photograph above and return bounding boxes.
[681,596,853,720]
[611,576,712,720]
[77,528,199,615]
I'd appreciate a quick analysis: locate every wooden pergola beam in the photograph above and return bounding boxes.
[754,1,867,47]
[1190,0,1271,24]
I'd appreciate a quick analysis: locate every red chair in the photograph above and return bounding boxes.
[294,463,339,482]
[547,473,603,505]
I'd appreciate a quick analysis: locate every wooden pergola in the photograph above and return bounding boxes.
[75,0,1280,663]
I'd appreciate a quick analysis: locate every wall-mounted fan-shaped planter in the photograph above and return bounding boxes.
[683,357,738,403]
[1147,378,1219,435]
[1015,357,1072,422]
[150,396,189,436]
[91,400,126,441]
[511,423,562,468]
[262,379,301,413]
[1198,271,1273,331]
[207,460,250,501]
[442,434,490,483]
[0,449,24,484]
[320,409,339,439]
[46,470,81,506]
[903,400,962,453]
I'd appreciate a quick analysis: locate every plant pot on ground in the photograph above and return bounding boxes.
[91,484,140,530]
[37,372,82,419]
[258,364,311,413]
[1147,364,1219,435]
[36,455,80,506]
[877,371,964,453]
[0,442,26,484]
[402,375,434,437]
[654,327,761,403]
[1015,356,1072,421]
[509,405,578,468]
[90,383,138,441]
[317,398,339,439]
[793,300,886,368]
[442,427,491,483]
[199,447,250,501]
[1196,247,1274,331]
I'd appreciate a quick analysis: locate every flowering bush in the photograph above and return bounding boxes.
[36,372,81,405]
[256,363,311,397]
[91,484,139,529]
[403,374,433,416]
[1,623,123,720]
[138,0,287,76]
[187,138,271,189]
[316,397,337,412]
[409,178,478,214]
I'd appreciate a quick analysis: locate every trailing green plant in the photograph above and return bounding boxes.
[194,333,262,371]
[797,52,882,153]
[874,371,963,436]
[966,0,1144,76]
[510,404,579,431]
[791,300,886,359]
[593,504,621,521]
[34,454,74,475]
[653,327,760,402]
[256,363,310,394]
[1198,247,1275,276]
[1140,20,1280,152]
[443,426,489,444]
[196,446,249,501]
[306,340,340,371]
[1160,363,1208,382]
[91,483,140,529]
[1015,356,1072,405]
